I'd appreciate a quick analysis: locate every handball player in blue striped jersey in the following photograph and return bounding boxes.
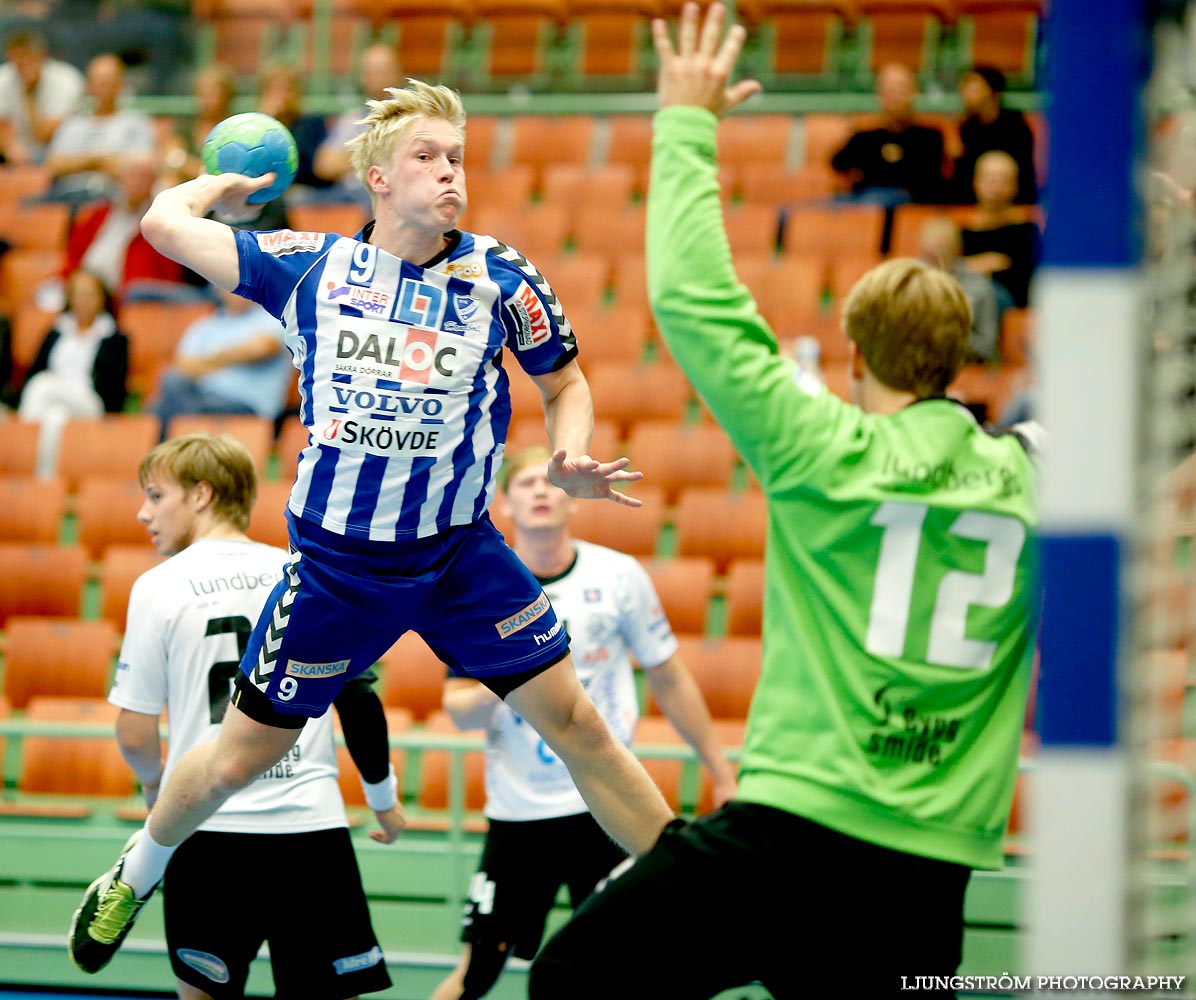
[69,79,675,975]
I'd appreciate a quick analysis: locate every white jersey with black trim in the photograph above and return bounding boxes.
[234,226,578,541]
[484,540,679,821]
[108,538,346,834]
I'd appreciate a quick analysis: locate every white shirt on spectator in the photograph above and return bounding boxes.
[0,57,85,162]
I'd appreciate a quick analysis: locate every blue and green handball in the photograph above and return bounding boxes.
[201,112,298,204]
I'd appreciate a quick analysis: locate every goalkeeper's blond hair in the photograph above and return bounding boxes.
[345,78,467,199]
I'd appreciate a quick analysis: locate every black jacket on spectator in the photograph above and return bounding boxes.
[831,124,945,204]
[23,324,130,413]
[961,221,1041,309]
[953,109,1039,204]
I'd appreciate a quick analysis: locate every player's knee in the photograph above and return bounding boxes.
[459,940,511,1000]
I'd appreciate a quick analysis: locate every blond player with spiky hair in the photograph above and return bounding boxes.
[70,79,675,976]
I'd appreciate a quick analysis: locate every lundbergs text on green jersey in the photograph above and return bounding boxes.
[647,106,1039,870]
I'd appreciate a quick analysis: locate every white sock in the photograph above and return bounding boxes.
[120,826,177,898]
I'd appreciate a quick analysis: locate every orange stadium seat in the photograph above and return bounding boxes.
[670,634,763,720]
[564,0,659,81]
[605,113,654,194]
[247,480,293,549]
[11,304,55,375]
[169,415,276,473]
[739,0,851,80]
[735,254,828,341]
[625,420,739,505]
[569,482,665,555]
[722,203,784,256]
[633,714,689,811]
[641,556,715,636]
[57,415,158,492]
[75,477,154,559]
[0,164,51,205]
[470,203,570,259]
[568,303,652,364]
[287,203,369,239]
[542,163,637,216]
[273,414,310,485]
[194,0,298,80]
[609,251,647,311]
[585,360,692,436]
[334,706,413,807]
[98,545,165,630]
[3,617,119,710]
[724,558,765,636]
[291,0,375,83]
[121,300,216,398]
[0,419,41,477]
[717,114,798,175]
[571,202,647,261]
[855,0,952,79]
[504,415,620,460]
[365,0,472,81]
[696,717,746,813]
[0,475,65,544]
[506,367,547,423]
[471,0,568,84]
[417,708,487,812]
[16,696,133,799]
[509,115,598,181]
[540,253,610,313]
[954,0,1042,84]
[0,543,87,625]
[378,630,451,722]
[674,487,767,573]
[1,248,62,313]
[826,251,885,304]
[784,203,887,259]
[738,163,839,206]
[0,201,69,253]
[462,166,537,213]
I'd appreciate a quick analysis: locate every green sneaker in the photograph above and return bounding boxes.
[68,833,157,974]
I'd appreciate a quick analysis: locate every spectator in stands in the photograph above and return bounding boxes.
[830,62,945,206]
[256,61,334,204]
[919,215,1000,364]
[530,7,1040,997]
[150,283,291,440]
[0,28,84,164]
[312,42,402,209]
[42,52,154,206]
[17,267,128,475]
[961,149,1041,309]
[429,445,737,1000]
[60,151,197,306]
[951,66,1038,205]
[160,62,237,186]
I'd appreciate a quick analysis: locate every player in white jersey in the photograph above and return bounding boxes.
[71,79,676,975]
[87,433,403,997]
[429,446,738,1000]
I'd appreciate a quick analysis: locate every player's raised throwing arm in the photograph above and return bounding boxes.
[140,172,276,292]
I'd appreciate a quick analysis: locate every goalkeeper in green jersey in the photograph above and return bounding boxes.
[529,5,1040,999]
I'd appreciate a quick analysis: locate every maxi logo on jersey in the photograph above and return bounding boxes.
[507,280,551,351]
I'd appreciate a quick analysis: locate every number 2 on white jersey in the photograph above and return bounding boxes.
[865,501,1026,670]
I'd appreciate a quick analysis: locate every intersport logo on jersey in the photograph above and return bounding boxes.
[335,325,459,385]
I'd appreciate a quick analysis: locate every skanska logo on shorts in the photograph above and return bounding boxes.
[284,658,350,679]
[333,945,384,975]
[177,948,231,984]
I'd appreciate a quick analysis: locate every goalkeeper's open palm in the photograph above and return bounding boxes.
[548,449,645,505]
